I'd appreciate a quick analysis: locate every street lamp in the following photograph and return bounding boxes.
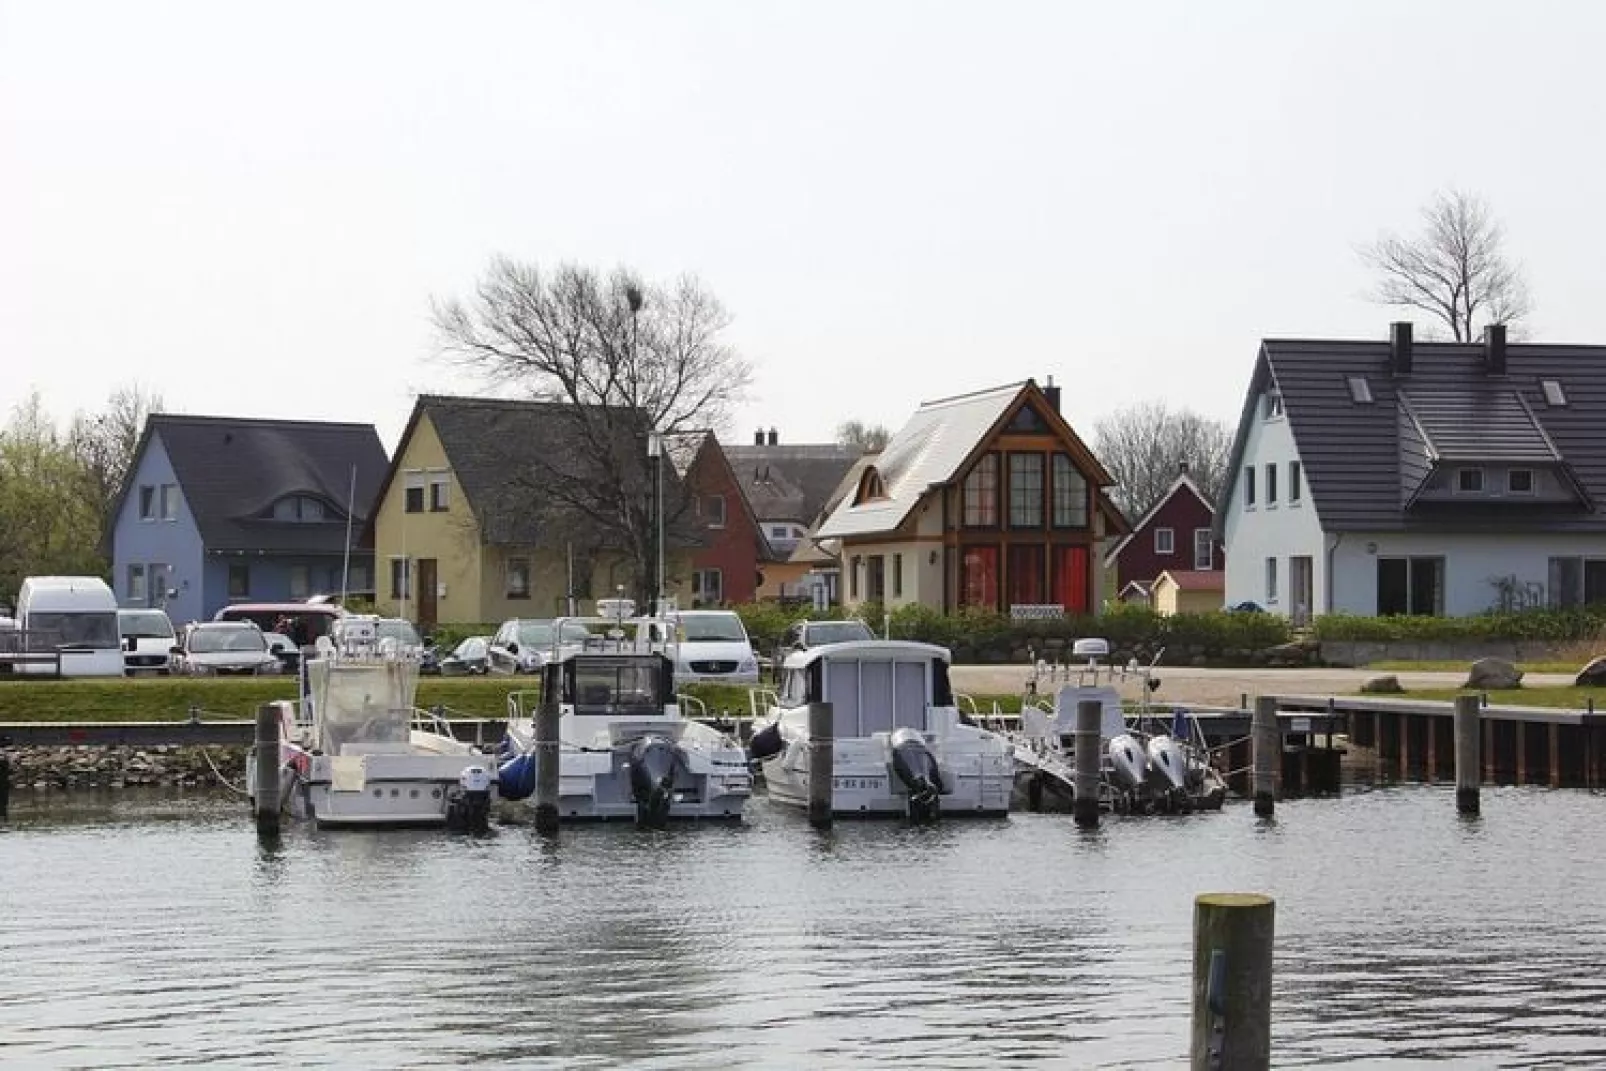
[647,431,664,615]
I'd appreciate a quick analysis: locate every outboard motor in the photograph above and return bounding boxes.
[888,727,945,823]
[446,765,493,833]
[1107,733,1149,790]
[628,735,680,828]
[1146,735,1188,793]
[747,721,784,763]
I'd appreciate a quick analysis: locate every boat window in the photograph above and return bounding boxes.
[780,667,810,706]
[573,660,662,711]
[893,660,927,730]
[932,659,954,709]
[824,660,862,737]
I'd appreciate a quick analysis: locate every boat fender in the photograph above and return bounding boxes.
[888,727,944,822]
[497,751,537,802]
[628,735,680,828]
[747,721,784,763]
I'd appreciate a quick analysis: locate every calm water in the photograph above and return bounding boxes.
[3,785,1605,1069]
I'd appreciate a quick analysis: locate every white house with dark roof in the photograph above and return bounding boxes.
[1219,322,1606,619]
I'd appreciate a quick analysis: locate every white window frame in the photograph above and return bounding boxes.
[159,483,178,521]
[1265,463,1278,505]
[138,485,155,521]
[1456,468,1485,494]
[390,557,412,600]
[1262,390,1285,419]
[1542,379,1567,407]
[1193,529,1213,570]
[128,564,147,603]
[505,556,531,599]
[693,568,723,603]
[1243,466,1256,508]
[703,495,726,529]
[429,476,450,512]
[1507,468,1535,494]
[1154,527,1175,555]
[1289,460,1302,503]
[1346,376,1373,404]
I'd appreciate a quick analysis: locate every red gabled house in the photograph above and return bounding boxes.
[1103,468,1224,604]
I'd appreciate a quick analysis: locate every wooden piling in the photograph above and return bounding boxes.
[1191,892,1275,1071]
[807,701,834,828]
[0,751,9,819]
[1454,693,1479,815]
[1482,718,1495,783]
[1252,696,1277,817]
[1548,722,1562,788]
[253,703,281,837]
[1073,698,1101,828]
[533,695,561,833]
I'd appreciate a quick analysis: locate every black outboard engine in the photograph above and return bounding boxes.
[628,735,680,828]
[888,727,945,823]
[446,765,493,834]
[747,721,784,764]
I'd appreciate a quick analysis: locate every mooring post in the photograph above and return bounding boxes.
[1252,696,1278,817]
[807,701,834,829]
[533,694,561,833]
[1191,892,1275,1071]
[253,703,281,837]
[0,750,10,819]
[1073,698,1101,828]
[1454,693,1480,815]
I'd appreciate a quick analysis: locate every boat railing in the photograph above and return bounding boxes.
[678,692,708,719]
[507,688,542,722]
[748,687,778,720]
[410,704,459,740]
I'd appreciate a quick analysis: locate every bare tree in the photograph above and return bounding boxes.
[70,384,163,542]
[836,419,890,453]
[1359,189,1532,341]
[1093,402,1232,520]
[433,258,752,603]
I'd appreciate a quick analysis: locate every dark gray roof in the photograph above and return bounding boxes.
[390,395,696,548]
[146,414,388,554]
[722,443,864,525]
[1220,339,1606,533]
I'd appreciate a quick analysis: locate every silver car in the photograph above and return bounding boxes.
[488,618,593,674]
[173,622,279,676]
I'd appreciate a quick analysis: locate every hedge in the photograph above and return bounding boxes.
[1312,609,1606,643]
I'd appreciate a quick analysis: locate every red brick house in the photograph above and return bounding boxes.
[1103,470,1223,604]
[813,379,1130,614]
[681,432,765,605]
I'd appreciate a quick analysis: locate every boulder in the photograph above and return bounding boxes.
[1575,655,1606,687]
[1262,642,1310,667]
[1360,674,1404,694]
[1466,657,1523,690]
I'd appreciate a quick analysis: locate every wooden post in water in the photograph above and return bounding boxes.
[253,703,281,837]
[1191,892,1275,1071]
[1252,696,1278,817]
[1454,693,1480,815]
[807,701,834,829]
[533,695,562,833]
[0,751,10,819]
[1073,698,1101,828]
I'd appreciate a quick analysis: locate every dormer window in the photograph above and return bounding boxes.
[855,467,888,503]
[272,495,329,522]
[1542,379,1568,407]
[1508,469,1535,494]
[1456,468,1485,493]
[1262,390,1285,419]
[1347,376,1373,404]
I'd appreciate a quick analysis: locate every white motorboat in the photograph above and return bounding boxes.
[495,617,751,824]
[747,640,1014,819]
[246,622,497,830]
[1006,639,1227,815]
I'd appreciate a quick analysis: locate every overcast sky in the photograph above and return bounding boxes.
[3,2,1600,453]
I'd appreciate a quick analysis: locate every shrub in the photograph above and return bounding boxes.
[1312,608,1606,643]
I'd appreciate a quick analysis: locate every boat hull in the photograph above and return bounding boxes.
[760,738,1012,818]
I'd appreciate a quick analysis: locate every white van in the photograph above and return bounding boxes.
[15,576,125,677]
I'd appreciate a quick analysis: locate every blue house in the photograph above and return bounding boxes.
[110,414,389,624]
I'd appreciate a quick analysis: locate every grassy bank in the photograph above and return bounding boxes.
[0,676,1033,724]
[1397,686,1606,709]
[1368,660,1580,674]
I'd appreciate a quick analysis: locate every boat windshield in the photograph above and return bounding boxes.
[680,615,747,643]
[570,659,664,712]
[311,659,418,753]
[189,627,266,653]
[118,611,174,640]
[27,611,119,648]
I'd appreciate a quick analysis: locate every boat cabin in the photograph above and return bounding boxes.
[775,640,954,737]
[308,657,418,755]
[541,652,677,716]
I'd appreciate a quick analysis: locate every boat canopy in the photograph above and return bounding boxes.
[309,657,419,754]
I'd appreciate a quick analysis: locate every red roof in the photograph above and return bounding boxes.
[1158,569,1225,592]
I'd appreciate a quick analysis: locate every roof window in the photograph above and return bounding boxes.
[1346,376,1373,404]
[1541,379,1567,407]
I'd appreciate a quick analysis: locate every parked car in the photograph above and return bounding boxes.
[263,632,301,674]
[438,636,491,676]
[117,608,176,675]
[213,602,344,646]
[666,610,760,685]
[487,618,593,675]
[172,621,279,676]
[331,615,424,652]
[14,576,124,678]
[778,617,875,653]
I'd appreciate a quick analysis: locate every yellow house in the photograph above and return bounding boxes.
[813,379,1129,615]
[367,395,693,628]
[1151,569,1226,616]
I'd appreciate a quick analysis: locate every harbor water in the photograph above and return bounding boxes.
[3,785,1604,1069]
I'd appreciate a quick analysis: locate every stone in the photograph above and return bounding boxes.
[1360,674,1404,694]
[1466,657,1523,690]
[1575,656,1606,687]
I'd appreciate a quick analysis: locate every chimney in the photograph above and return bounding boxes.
[1043,374,1061,413]
[767,427,778,446]
[1389,321,1413,375]
[754,428,764,446]
[1484,323,1507,375]
[1178,460,1190,476]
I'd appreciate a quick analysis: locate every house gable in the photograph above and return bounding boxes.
[1103,473,1222,589]
[684,433,764,604]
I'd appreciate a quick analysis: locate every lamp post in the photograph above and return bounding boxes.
[647,431,664,614]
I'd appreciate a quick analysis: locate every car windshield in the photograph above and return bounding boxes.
[28,611,119,648]
[516,622,554,647]
[680,615,747,643]
[376,620,421,646]
[119,611,174,640]
[454,638,487,658]
[807,621,873,645]
[190,627,266,653]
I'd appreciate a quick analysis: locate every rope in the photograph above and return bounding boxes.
[200,746,250,797]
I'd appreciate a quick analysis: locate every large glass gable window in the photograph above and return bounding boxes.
[963,454,999,527]
[1051,454,1087,528]
[1009,454,1044,528]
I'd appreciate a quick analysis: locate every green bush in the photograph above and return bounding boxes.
[1313,609,1606,643]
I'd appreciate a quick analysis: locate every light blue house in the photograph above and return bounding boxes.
[110,414,389,625]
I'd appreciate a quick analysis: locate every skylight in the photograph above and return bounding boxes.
[1541,379,1567,407]
[1346,375,1373,404]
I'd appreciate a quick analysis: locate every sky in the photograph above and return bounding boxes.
[3,1,1603,454]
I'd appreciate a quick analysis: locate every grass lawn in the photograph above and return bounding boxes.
[1380,685,1606,709]
[0,675,1031,724]
[1367,659,1582,674]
